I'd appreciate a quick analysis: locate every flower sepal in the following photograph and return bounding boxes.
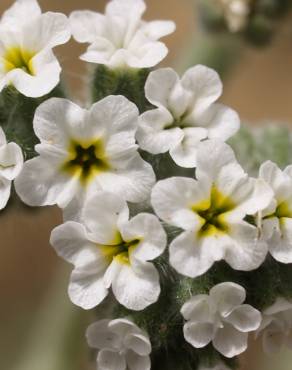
[91,64,152,113]
[0,83,65,160]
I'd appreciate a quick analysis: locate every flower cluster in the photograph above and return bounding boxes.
[2,1,292,370]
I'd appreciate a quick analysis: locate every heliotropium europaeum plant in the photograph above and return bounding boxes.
[3,1,292,370]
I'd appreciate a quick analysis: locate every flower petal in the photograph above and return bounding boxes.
[90,95,138,142]
[111,260,160,310]
[226,305,262,332]
[97,154,155,203]
[142,20,175,40]
[195,140,238,182]
[14,156,79,208]
[213,323,248,358]
[1,0,41,26]
[183,322,214,348]
[223,222,267,271]
[210,282,246,317]
[121,213,167,262]
[126,351,151,370]
[181,65,223,112]
[144,68,179,107]
[7,49,61,97]
[198,103,240,141]
[180,294,211,322]
[151,177,210,230]
[82,192,129,244]
[259,160,292,201]
[169,231,223,278]
[22,12,71,51]
[70,10,105,43]
[0,142,23,180]
[50,221,100,266]
[68,264,109,309]
[169,127,207,168]
[33,97,85,146]
[262,323,286,354]
[86,319,120,349]
[269,217,292,263]
[97,349,127,370]
[0,177,11,210]
[127,40,168,69]
[137,107,183,154]
[124,333,151,356]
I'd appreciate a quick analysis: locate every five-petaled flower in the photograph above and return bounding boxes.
[256,297,292,355]
[137,66,240,167]
[0,127,23,209]
[86,318,151,370]
[181,282,262,358]
[50,191,166,310]
[15,95,155,210]
[0,0,71,97]
[151,140,272,278]
[70,0,175,69]
[259,161,292,263]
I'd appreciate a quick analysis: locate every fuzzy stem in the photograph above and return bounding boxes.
[90,65,152,113]
[0,84,65,160]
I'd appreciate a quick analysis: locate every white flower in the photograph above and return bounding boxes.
[70,0,175,69]
[0,0,71,97]
[256,297,292,354]
[151,140,272,278]
[86,318,151,370]
[259,161,292,263]
[219,0,251,32]
[15,95,155,210]
[181,282,262,358]
[50,191,166,310]
[136,66,240,167]
[0,127,23,209]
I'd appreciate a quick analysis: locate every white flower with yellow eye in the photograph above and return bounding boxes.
[86,318,151,370]
[0,126,23,209]
[50,192,167,310]
[136,66,240,168]
[256,297,292,354]
[259,161,292,263]
[70,0,175,69]
[151,140,272,278]
[14,95,155,209]
[181,282,262,358]
[0,0,71,97]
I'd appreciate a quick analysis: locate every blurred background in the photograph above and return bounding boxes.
[1,1,292,369]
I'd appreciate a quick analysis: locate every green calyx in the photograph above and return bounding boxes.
[91,65,152,113]
[0,84,65,161]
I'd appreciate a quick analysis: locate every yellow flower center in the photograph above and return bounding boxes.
[62,139,110,185]
[101,233,141,265]
[192,186,235,237]
[2,47,35,75]
[275,201,292,219]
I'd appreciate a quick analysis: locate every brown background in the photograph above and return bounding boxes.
[1,1,292,369]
